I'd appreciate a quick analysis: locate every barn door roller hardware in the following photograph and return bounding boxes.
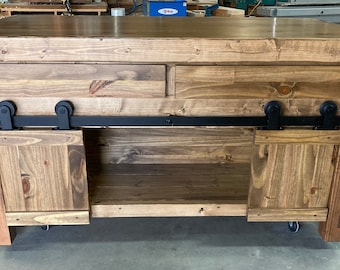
[318,101,338,130]
[263,100,338,130]
[0,100,338,130]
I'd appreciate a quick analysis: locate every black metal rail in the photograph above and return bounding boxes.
[0,100,338,130]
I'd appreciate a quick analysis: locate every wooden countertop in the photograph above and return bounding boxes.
[0,15,339,39]
[0,16,339,63]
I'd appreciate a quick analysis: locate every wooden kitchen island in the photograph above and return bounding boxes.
[0,15,340,245]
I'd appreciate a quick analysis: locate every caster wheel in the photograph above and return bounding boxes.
[41,225,51,231]
[288,221,300,233]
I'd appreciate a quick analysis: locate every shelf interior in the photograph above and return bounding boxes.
[84,127,253,217]
[89,163,250,217]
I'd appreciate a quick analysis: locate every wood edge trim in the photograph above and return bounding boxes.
[91,203,248,218]
[6,211,89,226]
[247,208,328,222]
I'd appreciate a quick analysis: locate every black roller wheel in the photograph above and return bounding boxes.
[264,101,281,116]
[41,225,51,231]
[288,221,300,233]
[319,101,337,116]
[54,100,74,116]
[0,100,16,116]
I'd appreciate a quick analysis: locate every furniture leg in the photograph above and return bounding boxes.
[0,182,14,246]
[319,146,340,241]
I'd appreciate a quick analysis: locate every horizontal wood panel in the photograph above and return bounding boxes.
[247,208,328,222]
[1,16,340,39]
[176,66,340,99]
[0,64,165,80]
[255,130,340,145]
[98,163,249,176]
[0,130,84,146]
[91,204,248,218]
[1,37,339,64]
[90,163,250,205]
[0,80,165,98]
[4,97,337,116]
[93,186,248,203]
[6,211,89,226]
[84,128,253,166]
[0,64,165,98]
[0,17,339,63]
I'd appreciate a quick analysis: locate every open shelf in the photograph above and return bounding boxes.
[90,163,250,218]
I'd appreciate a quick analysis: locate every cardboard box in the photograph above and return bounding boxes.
[143,0,187,16]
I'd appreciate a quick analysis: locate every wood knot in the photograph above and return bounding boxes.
[310,187,318,195]
[21,174,31,197]
[277,85,292,96]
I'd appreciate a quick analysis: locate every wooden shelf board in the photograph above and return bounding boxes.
[90,164,250,217]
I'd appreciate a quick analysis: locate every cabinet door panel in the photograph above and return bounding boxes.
[248,129,338,221]
[0,130,88,212]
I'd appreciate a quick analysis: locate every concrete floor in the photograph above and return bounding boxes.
[1,217,340,270]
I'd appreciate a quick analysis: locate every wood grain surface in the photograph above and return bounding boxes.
[6,211,89,226]
[248,208,328,222]
[92,204,248,218]
[0,16,339,63]
[0,16,339,39]
[249,130,336,211]
[0,64,166,98]
[83,127,253,168]
[0,130,89,213]
[176,66,340,99]
[0,182,12,245]
[90,163,250,217]
[0,15,339,239]
[319,146,340,241]
[254,130,340,145]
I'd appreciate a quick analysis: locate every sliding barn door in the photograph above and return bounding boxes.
[0,130,89,226]
[248,129,339,222]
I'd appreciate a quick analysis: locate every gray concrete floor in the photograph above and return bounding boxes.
[1,217,340,270]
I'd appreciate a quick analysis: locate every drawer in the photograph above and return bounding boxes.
[175,65,340,116]
[0,64,166,115]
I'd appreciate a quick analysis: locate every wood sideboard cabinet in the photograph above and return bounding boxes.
[0,15,340,245]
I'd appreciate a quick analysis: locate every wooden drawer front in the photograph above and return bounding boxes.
[248,130,339,221]
[0,64,166,115]
[175,66,340,116]
[0,130,88,212]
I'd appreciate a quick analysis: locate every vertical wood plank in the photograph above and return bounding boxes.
[0,146,26,211]
[68,145,89,209]
[319,146,340,241]
[166,64,176,98]
[0,181,13,246]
